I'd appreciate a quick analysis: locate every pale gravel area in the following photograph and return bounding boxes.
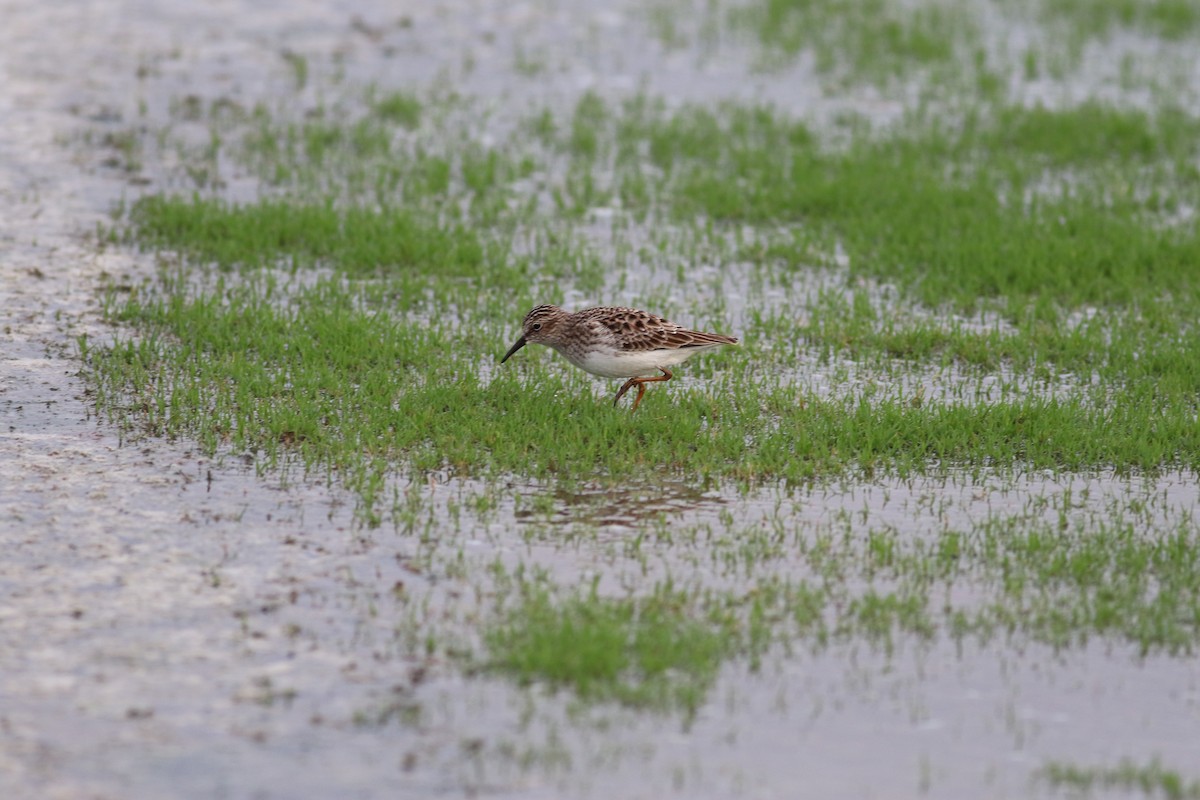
[4,2,1200,800]
[0,3,445,798]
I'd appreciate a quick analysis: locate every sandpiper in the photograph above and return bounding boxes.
[500,304,738,412]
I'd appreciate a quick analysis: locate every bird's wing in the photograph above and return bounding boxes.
[586,307,738,352]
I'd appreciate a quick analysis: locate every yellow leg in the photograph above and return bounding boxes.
[612,368,673,412]
[614,376,639,406]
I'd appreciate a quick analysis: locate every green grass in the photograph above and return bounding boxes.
[215,94,540,222]
[79,1,1200,709]
[369,89,423,129]
[775,286,1200,399]
[126,196,489,276]
[591,97,1200,312]
[729,0,981,86]
[1039,0,1200,42]
[749,503,1200,655]
[722,0,1200,90]
[1039,758,1200,799]
[84,272,1200,523]
[476,495,1200,715]
[483,582,742,716]
[912,514,1200,654]
[84,93,1200,521]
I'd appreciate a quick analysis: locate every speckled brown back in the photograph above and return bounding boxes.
[575,306,738,352]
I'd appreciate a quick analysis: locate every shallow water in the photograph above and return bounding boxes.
[3,1,1199,798]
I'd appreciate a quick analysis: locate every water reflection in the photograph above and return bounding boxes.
[513,479,727,528]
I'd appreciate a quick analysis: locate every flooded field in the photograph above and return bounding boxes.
[3,1,1200,798]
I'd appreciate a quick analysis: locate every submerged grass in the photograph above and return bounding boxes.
[77,0,1200,727]
[1038,0,1200,42]
[725,0,1200,90]
[730,0,980,85]
[776,502,1200,655]
[1039,758,1200,799]
[476,494,1200,716]
[483,582,741,716]
[927,514,1200,654]
[602,96,1200,312]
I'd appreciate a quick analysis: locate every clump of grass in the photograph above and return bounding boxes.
[730,0,980,86]
[483,583,739,716]
[549,94,1200,314]
[226,96,539,222]
[125,196,490,276]
[1040,0,1200,42]
[719,0,1197,93]
[775,285,1200,399]
[1039,758,1200,799]
[370,90,422,129]
[953,516,1200,654]
[605,99,1200,312]
[982,101,1200,166]
[775,500,1200,654]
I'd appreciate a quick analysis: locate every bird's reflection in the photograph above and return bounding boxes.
[513,479,727,528]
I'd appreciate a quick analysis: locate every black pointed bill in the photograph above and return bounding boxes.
[501,335,527,363]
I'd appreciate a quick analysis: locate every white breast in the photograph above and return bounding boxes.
[557,343,722,379]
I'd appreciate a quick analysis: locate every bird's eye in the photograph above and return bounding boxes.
[531,322,542,331]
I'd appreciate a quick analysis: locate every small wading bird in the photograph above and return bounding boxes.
[500,304,739,412]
